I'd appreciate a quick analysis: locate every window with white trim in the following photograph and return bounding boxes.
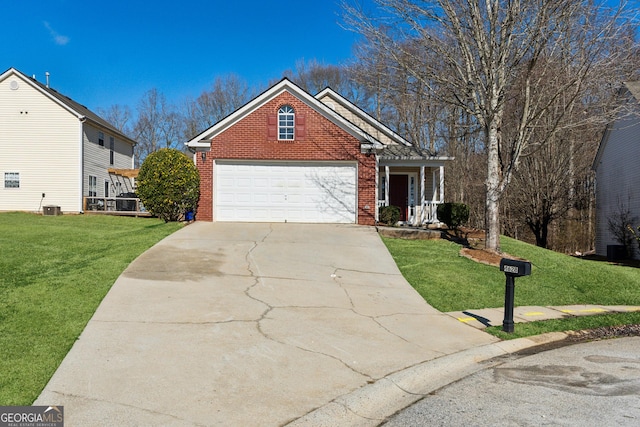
[98,132,104,147]
[278,105,295,140]
[4,172,19,188]
[89,175,97,197]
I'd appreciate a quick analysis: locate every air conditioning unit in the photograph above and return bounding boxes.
[43,205,62,216]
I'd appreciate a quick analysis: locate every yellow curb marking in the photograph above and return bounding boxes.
[625,307,640,312]
[523,312,545,316]
[561,308,606,314]
[457,317,475,323]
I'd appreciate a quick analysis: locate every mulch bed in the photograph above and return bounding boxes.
[440,227,511,267]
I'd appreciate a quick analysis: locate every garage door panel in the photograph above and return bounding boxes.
[215,162,356,223]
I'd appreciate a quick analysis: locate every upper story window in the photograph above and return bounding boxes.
[109,137,115,165]
[4,172,19,188]
[98,132,104,147]
[278,105,295,140]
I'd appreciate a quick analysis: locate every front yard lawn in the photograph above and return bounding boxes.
[382,235,640,336]
[382,235,640,311]
[0,213,181,405]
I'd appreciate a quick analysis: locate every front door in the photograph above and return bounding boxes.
[389,174,408,221]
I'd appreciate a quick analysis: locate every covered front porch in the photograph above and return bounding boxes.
[377,145,450,226]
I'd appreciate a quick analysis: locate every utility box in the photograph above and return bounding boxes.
[607,245,627,261]
[500,258,531,277]
[43,205,62,216]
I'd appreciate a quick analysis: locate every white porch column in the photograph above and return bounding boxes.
[432,169,438,202]
[439,165,445,203]
[384,165,390,205]
[420,166,425,223]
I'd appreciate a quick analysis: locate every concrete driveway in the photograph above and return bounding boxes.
[36,222,497,426]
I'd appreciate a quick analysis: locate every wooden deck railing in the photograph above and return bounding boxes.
[83,197,151,217]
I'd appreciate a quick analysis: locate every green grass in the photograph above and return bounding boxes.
[486,311,640,340]
[382,235,640,338]
[0,212,182,405]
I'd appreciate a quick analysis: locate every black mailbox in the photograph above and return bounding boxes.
[500,258,532,333]
[500,258,531,277]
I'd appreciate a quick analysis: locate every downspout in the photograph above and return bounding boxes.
[79,117,86,213]
[374,154,379,223]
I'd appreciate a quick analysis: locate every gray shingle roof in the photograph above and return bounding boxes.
[378,144,436,160]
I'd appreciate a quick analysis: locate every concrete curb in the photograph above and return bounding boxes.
[286,332,569,426]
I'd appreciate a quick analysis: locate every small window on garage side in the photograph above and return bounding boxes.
[278,105,295,140]
[4,172,20,188]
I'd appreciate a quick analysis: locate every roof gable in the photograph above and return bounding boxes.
[0,67,136,146]
[315,87,412,147]
[186,78,380,148]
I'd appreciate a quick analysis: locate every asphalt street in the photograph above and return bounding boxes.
[383,337,640,426]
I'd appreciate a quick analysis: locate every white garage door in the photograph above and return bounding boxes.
[215,162,357,223]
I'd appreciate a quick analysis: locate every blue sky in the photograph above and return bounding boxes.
[2,0,372,112]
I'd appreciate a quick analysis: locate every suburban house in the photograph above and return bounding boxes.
[593,81,640,259]
[0,67,137,214]
[186,78,450,225]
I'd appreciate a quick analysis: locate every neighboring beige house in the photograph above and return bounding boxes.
[593,81,640,259]
[0,67,137,214]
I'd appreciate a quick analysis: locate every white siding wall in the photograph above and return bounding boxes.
[83,126,135,197]
[0,75,81,212]
[595,113,640,259]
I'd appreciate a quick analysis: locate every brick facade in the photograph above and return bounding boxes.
[195,91,376,225]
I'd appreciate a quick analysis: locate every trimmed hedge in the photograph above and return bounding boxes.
[136,149,200,222]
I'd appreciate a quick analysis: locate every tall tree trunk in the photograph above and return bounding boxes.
[485,121,501,252]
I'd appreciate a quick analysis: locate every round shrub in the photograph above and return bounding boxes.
[136,148,200,222]
[379,205,401,226]
[436,202,470,230]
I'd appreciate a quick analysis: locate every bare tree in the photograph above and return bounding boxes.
[283,58,372,110]
[96,104,133,136]
[344,0,636,252]
[133,88,184,163]
[183,74,251,140]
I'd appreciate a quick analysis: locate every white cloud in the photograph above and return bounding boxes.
[44,21,70,46]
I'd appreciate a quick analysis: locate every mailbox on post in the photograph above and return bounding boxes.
[500,259,531,277]
[500,258,532,333]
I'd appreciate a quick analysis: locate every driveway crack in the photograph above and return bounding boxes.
[330,268,418,346]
